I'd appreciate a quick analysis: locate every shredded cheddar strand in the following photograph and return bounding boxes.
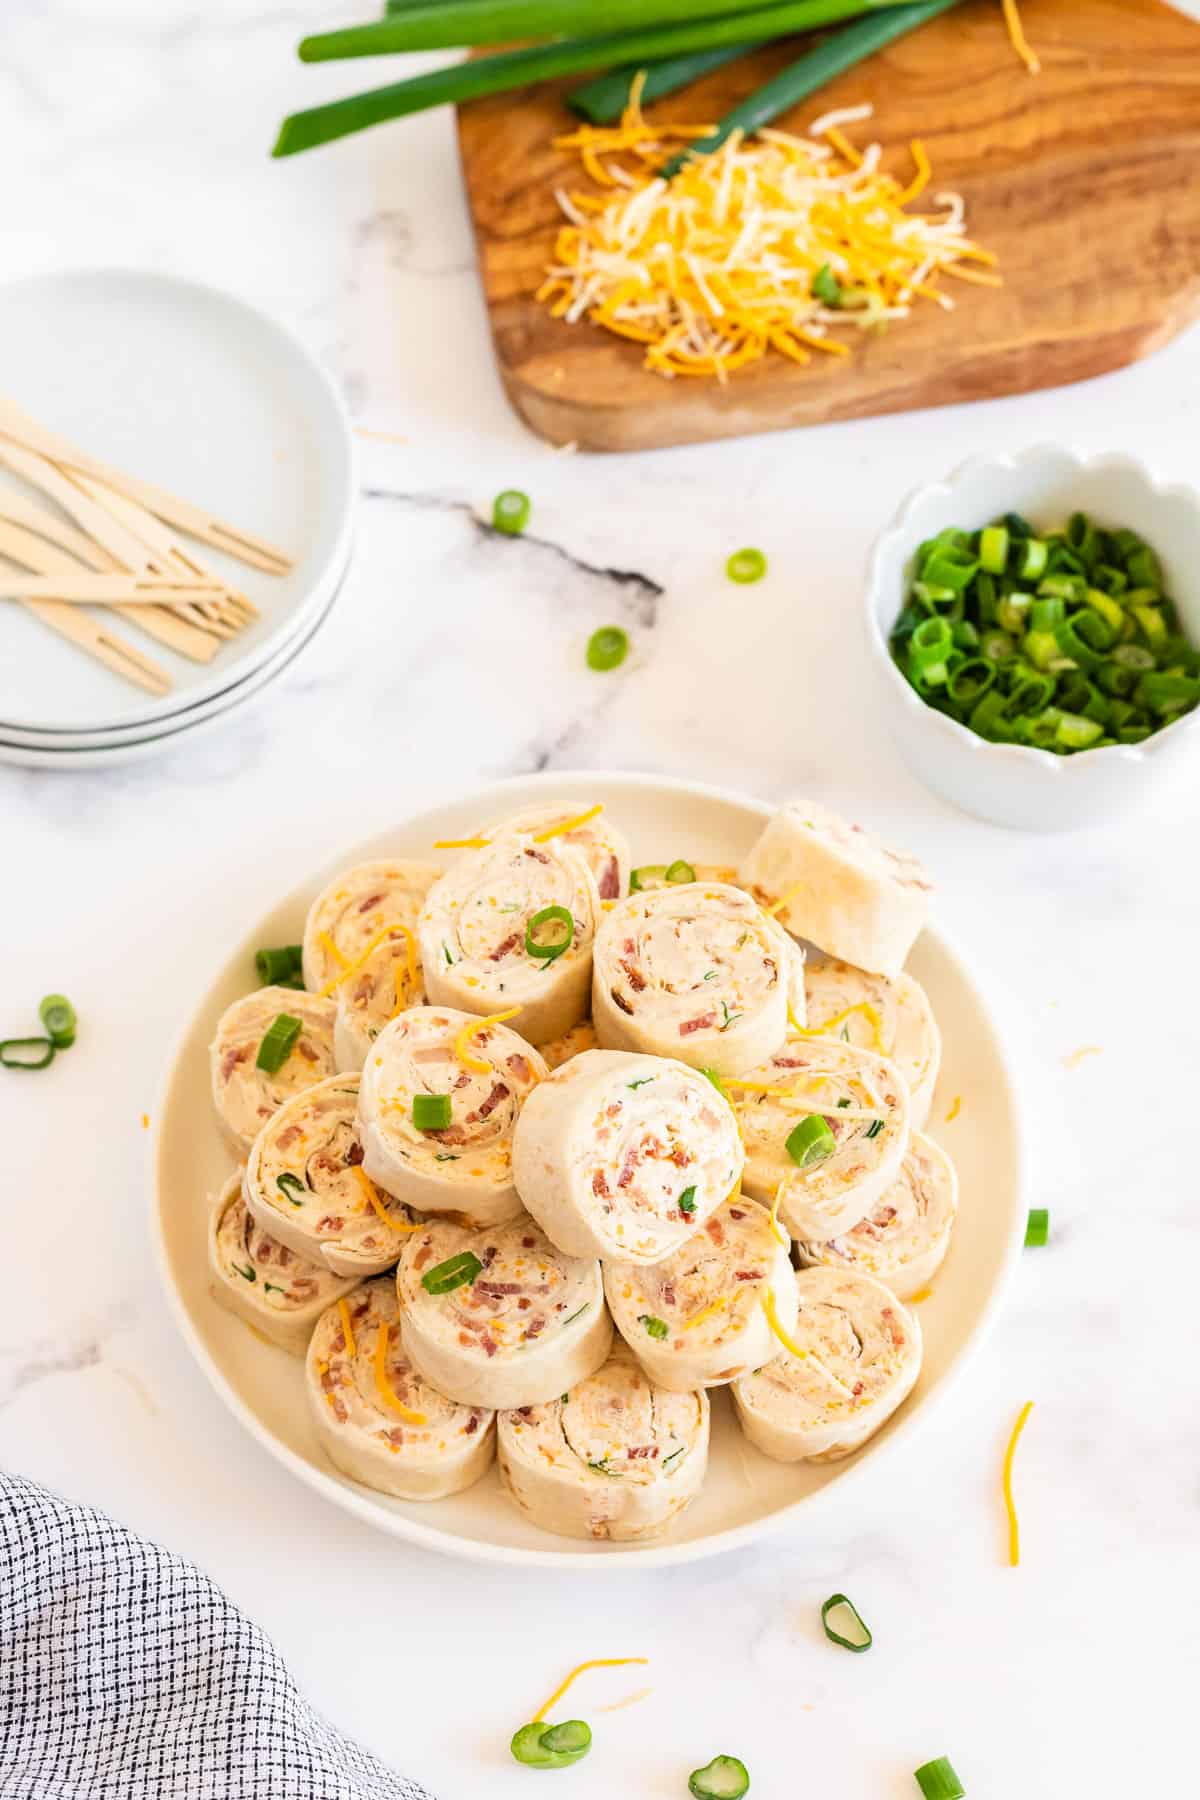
[1003,1400,1035,1566]
[764,881,806,917]
[767,1184,790,1248]
[796,1001,885,1057]
[761,1290,855,1398]
[533,802,604,843]
[318,930,350,972]
[897,138,931,205]
[682,1293,729,1333]
[945,1095,962,1123]
[453,1007,523,1075]
[337,1298,357,1358]
[531,1659,650,1723]
[1002,0,1041,74]
[433,832,490,850]
[374,1321,427,1425]
[353,1165,422,1233]
[316,920,418,1001]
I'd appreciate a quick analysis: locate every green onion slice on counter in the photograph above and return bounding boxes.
[0,1037,56,1071]
[255,944,304,985]
[785,1115,835,1167]
[1024,1208,1049,1247]
[640,1314,669,1339]
[422,1251,483,1296]
[677,1186,697,1215]
[276,1172,307,1205]
[587,625,629,672]
[688,1754,751,1799]
[665,859,696,883]
[913,1756,965,1799]
[492,488,531,535]
[38,994,77,1049]
[525,904,575,963]
[726,547,767,584]
[820,1593,873,1652]
[412,1092,453,1132]
[255,1013,302,1074]
[510,1719,591,1769]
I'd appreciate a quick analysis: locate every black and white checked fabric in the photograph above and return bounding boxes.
[0,1473,435,1800]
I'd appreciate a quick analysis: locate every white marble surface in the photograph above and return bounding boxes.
[3,4,1199,1794]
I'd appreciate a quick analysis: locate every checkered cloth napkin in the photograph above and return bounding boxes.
[0,1472,434,1800]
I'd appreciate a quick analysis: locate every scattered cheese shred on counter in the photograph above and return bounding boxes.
[540,91,998,383]
[1002,0,1041,75]
[1063,1045,1103,1070]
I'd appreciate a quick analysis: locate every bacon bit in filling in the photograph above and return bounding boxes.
[490,933,521,962]
[598,858,620,900]
[680,1013,716,1036]
[610,989,634,1016]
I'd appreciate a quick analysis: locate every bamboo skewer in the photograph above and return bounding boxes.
[0,396,294,575]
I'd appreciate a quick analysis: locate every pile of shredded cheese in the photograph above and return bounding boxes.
[539,89,1001,382]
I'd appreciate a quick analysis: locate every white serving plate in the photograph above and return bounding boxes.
[151,773,1024,1569]
[0,567,341,769]
[0,267,355,734]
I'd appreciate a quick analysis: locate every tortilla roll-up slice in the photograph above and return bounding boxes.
[540,1018,598,1070]
[334,931,427,1072]
[592,881,805,1079]
[733,1266,922,1463]
[419,832,601,1045]
[302,859,440,993]
[512,1048,744,1264]
[730,1038,911,1242]
[307,1278,494,1501]
[483,801,631,901]
[803,956,941,1130]
[243,1074,417,1277]
[497,1341,708,1542]
[604,1195,796,1390]
[358,1006,546,1228]
[209,986,337,1153]
[796,1132,958,1301]
[208,1172,356,1355]
[739,800,934,979]
[395,1212,611,1409]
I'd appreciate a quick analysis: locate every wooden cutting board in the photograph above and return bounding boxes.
[456,0,1200,451]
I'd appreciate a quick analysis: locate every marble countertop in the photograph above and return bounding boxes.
[3,4,1199,1794]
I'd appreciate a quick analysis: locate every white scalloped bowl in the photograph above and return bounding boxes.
[864,447,1200,831]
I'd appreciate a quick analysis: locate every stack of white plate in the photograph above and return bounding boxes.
[0,270,355,768]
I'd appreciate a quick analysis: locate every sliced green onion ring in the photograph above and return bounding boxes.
[587,625,629,672]
[677,1185,697,1215]
[413,1092,453,1131]
[785,1115,835,1168]
[255,944,304,985]
[0,1036,56,1071]
[422,1250,483,1295]
[640,1314,669,1339]
[913,1756,965,1800]
[492,488,531,535]
[726,547,767,584]
[538,1721,591,1758]
[38,993,77,1049]
[629,864,667,891]
[665,859,696,883]
[255,1012,302,1074]
[276,1171,307,1205]
[1024,1207,1049,1247]
[525,904,575,963]
[820,1593,873,1652]
[688,1754,751,1799]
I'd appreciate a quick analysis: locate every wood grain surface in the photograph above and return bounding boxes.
[456,0,1200,451]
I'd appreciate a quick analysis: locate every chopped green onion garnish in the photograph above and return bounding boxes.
[811,262,842,306]
[978,525,1008,574]
[413,1092,452,1131]
[587,625,629,671]
[1024,1207,1049,1247]
[820,1593,872,1652]
[538,1721,591,1758]
[38,994,77,1049]
[665,859,696,883]
[688,1754,750,1799]
[0,1036,56,1071]
[863,1118,884,1139]
[255,1012,302,1074]
[422,1251,483,1295]
[701,1066,727,1097]
[276,1172,306,1205]
[492,488,530,535]
[914,1756,965,1800]
[629,864,667,891]
[677,1186,697,1215]
[785,1115,835,1167]
[640,1314,669,1339]
[525,904,575,963]
[726,547,767,584]
[255,944,304,985]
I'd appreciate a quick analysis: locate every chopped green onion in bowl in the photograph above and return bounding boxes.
[888,511,1199,753]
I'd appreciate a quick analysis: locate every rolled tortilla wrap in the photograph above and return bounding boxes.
[419,832,600,1045]
[604,1194,796,1389]
[803,955,941,1130]
[796,1132,957,1300]
[512,1048,744,1264]
[358,1006,546,1229]
[243,1074,418,1277]
[307,1278,494,1501]
[733,1266,922,1462]
[334,930,427,1072]
[540,1018,598,1070]
[208,1172,356,1355]
[483,802,631,902]
[728,1038,911,1241]
[395,1213,611,1409]
[738,800,933,979]
[497,1341,708,1541]
[592,882,805,1079]
[302,859,440,993]
[209,986,337,1153]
